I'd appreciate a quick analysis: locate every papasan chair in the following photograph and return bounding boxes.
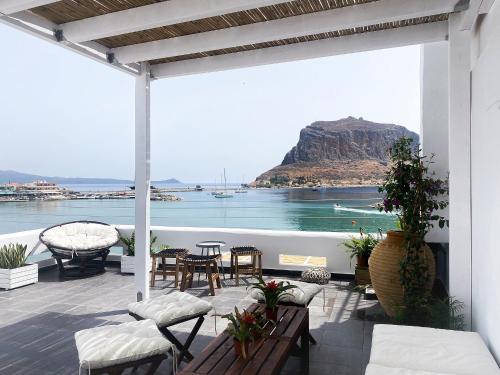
[39,220,119,278]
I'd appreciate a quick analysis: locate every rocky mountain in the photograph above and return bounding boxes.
[255,117,418,187]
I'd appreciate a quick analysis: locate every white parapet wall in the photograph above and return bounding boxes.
[116,225,355,275]
[0,226,356,275]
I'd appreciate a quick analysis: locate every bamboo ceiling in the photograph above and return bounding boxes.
[149,14,450,65]
[28,0,451,66]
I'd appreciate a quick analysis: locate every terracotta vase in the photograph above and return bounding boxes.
[265,307,278,322]
[369,231,436,317]
[357,255,369,268]
[233,338,249,359]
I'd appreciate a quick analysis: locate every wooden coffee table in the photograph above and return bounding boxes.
[178,303,310,375]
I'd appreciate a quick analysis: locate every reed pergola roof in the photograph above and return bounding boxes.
[0,0,468,78]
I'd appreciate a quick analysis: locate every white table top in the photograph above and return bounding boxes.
[195,241,226,248]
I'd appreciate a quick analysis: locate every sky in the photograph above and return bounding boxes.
[0,23,421,184]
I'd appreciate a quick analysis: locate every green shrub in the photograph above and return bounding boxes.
[342,232,379,261]
[394,296,465,330]
[0,243,28,269]
[119,231,158,256]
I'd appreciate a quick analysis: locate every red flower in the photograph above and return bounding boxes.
[266,281,279,291]
[240,312,256,325]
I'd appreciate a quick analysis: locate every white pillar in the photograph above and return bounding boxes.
[448,14,472,328]
[420,41,449,244]
[134,62,151,301]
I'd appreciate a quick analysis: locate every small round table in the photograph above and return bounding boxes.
[196,241,226,281]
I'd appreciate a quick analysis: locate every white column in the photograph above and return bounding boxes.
[420,41,449,243]
[134,62,151,301]
[448,14,472,328]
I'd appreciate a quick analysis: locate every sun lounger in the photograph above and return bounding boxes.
[365,324,500,375]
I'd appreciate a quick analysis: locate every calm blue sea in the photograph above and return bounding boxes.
[0,184,397,235]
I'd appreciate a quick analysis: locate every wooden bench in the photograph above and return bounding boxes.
[178,303,310,375]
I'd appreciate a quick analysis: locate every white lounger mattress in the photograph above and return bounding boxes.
[366,324,500,375]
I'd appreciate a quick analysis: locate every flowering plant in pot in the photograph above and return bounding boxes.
[248,278,297,321]
[222,307,263,359]
[371,136,449,322]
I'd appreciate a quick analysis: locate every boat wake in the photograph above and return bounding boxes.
[333,205,394,215]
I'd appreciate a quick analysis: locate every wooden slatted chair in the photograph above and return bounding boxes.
[179,254,222,296]
[229,246,263,286]
[150,248,189,288]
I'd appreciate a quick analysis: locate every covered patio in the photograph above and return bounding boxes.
[0,0,499,373]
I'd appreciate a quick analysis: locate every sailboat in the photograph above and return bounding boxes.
[214,169,233,198]
[235,175,248,193]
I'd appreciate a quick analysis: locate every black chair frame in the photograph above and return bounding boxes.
[129,311,207,364]
[39,220,119,278]
[83,353,169,375]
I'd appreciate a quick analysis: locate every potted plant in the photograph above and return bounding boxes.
[369,137,448,318]
[248,278,297,321]
[119,231,157,274]
[0,243,38,290]
[343,228,379,285]
[222,307,263,359]
[343,228,379,268]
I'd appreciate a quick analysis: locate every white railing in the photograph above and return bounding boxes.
[0,226,357,275]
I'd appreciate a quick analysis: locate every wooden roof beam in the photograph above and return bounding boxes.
[61,0,291,44]
[112,0,464,64]
[0,0,59,15]
[150,20,449,79]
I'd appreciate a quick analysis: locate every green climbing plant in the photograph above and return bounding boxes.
[379,137,450,325]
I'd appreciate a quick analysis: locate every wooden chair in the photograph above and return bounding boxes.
[180,254,222,296]
[150,248,189,288]
[230,246,263,286]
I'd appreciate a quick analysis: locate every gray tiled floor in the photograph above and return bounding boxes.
[0,266,381,374]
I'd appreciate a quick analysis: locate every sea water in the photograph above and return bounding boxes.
[0,185,397,235]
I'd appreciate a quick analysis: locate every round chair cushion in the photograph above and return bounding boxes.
[248,279,323,306]
[40,222,119,251]
[301,267,330,285]
[75,319,171,370]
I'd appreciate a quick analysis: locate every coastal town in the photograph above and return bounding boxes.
[0,180,183,202]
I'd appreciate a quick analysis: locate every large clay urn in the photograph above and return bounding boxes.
[369,231,435,317]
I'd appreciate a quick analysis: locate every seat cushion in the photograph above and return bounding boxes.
[75,319,171,370]
[128,291,213,327]
[369,324,500,375]
[365,364,455,375]
[41,222,119,251]
[248,279,323,306]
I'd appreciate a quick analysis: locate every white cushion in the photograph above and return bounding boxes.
[369,324,500,375]
[248,279,323,306]
[128,291,213,327]
[41,223,119,251]
[365,364,453,375]
[75,319,171,370]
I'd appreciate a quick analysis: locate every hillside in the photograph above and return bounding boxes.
[255,117,418,187]
[0,170,181,185]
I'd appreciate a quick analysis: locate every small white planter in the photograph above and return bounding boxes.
[120,255,152,274]
[0,264,38,290]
